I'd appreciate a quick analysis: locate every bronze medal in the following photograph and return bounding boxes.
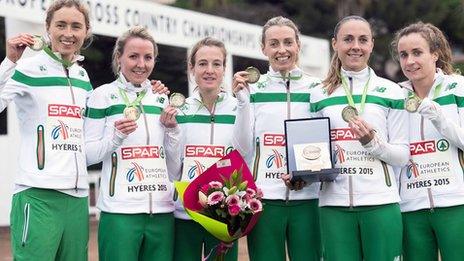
[169,93,186,108]
[245,66,260,83]
[30,36,45,51]
[123,106,140,121]
[342,105,358,122]
[405,96,421,113]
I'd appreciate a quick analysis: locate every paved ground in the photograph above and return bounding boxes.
[0,219,250,261]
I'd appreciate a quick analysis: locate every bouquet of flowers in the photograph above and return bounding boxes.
[175,150,263,261]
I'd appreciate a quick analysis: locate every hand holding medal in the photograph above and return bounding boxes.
[232,67,260,94]
[6,33,36,63]
[348,117,376,145]
[114,118,138,135]
[160,105,179,129]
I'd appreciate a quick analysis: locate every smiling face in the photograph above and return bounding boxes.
[118,37,155,85]
[397,32,438,85]
[47,6,88,61]
[262,25,300,74]
[332,19,373,72]
[190,45,225,92]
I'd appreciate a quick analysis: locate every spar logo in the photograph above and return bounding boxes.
[410,139,449,156]
[185,145,231,158]
[48,104,82,118]
[406,159,419,179]
[121,146,161,159]
[263,134,285,146]
[51,120,69,140]
[265,149,285,168]
[126,162,144,182]
[187,160,206,179]
[331,128,356,141]
[334,144,346,164]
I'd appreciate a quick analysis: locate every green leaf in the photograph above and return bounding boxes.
[238,180,248,191]
[221,174,231,188]
[229,186,237,195]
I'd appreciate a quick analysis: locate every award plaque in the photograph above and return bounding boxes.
[30,35,45,51]
[170,92,186,108]
[284,117,340,183]
[123,106,140,121]
[245,66,260,83]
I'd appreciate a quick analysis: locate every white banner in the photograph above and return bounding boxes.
[0,0,329,69]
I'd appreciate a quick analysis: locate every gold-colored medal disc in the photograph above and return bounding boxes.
[405,96,421,113]
[123,106,140,121]
[245,66,260,83]
[30,36,45,51]
[169,93,186,108]
[341,105,358,122]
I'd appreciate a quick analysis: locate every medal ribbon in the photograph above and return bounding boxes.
[118,87,147,108]
[409,82,443,100]
[43,45,73,68]
[269,72,303,82]
[340,69,371,114]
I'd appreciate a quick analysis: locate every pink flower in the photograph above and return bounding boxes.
[248,198,263,214]
[207,191,224,205]
[243,194,251,203]
[200,184,210,194]
[246,188,256,197]
[225,194,240,206]
[228,204,241,216]
[256,188,264,198]
[198,191,208,207]
[209,181,223,189]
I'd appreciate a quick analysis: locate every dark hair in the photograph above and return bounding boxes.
[322,16,372,94]
[391,21,454,75]
[112,26,158,76]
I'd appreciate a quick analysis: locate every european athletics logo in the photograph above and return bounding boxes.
[406,159,419,179]
[51,120,69,140]
[126,162,145,182]
[334,144,346,164]
[188,160,206,179]
[265,149,284,169]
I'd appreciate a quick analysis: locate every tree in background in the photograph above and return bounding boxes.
[174,0,464,81]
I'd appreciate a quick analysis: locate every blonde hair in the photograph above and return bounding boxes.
[45,0,92,49]
[391,22,455,75]
[112,26,158,76]
[322,16,372,95]
[261,16,301,46]
[188,37,227,68]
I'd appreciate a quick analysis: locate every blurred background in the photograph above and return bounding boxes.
[0,0,463,259]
